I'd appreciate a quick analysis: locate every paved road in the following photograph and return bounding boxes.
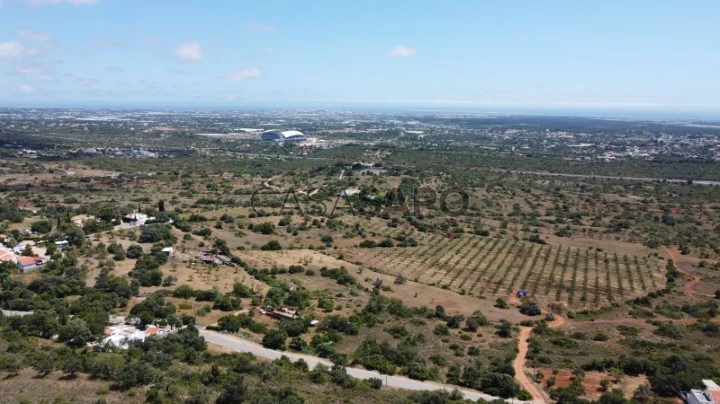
[200,329,533,403]
[1,309,34,317]
[489,169,720,186]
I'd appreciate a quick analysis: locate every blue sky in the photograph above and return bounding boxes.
[1,0,720,114]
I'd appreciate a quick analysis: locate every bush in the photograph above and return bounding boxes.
[126,244,143,259]
[261,240,282,251]
[139,224,175,244]
[359,240,377,248]
[232,282,252,298]
[494,298,509,309]
[251,222,276,235]
[519,301,542,316]
[262,330,288,350]
[31,220,53,234]
[496,321,513,338]
[366,377,383,390]
[378,239,394,248]
[434,324,450,336]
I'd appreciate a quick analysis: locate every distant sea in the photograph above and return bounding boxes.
[3,101,720,122]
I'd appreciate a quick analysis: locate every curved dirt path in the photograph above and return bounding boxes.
[662,246,714,299]
[514,314,565,403]
[512,246,716,403]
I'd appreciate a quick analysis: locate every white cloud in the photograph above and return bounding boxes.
[387,44,417,58]
[264,47,275,54]
[174,41,202,62]
[12,62,57,81]
[0,42,26,59]
[19,84,34,94]
[246,21,276,32]
[227,68,261,81]
[18,30,51,43]
[92,37,124,47]
[73,78,97,87]
[27,0,99,5]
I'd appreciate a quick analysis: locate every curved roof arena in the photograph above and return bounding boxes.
[259,130,307,142]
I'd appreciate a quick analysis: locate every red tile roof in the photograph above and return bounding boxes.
[16,256,46,266]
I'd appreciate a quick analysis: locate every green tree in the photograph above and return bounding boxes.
[59,318,94,347]
[31,219,53,234]
[115,360,155,390]
[126,244,144,259]
[216,374,248,404]
[261,240,282,251]
[34,358,54,377]
[497,320,513,338]
[262,329,288,350]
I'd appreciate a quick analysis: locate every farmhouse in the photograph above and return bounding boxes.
[265,307,298,320]
[0,246,18,264]
[100,324,174,349]
[200,255,216,265]
[16,256,48,273]
[122,212,153,227]
[683,380,720,404]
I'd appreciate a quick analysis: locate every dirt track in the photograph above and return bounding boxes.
[513,315,565,403]
[662,245,714,299]
[512,246,716,403]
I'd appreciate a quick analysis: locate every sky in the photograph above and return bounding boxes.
[1,0,720,116]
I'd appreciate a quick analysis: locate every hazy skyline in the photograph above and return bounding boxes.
[2,0,720,116]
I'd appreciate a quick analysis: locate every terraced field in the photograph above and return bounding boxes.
[342,220,666,308]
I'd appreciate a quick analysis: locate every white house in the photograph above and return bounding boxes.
[684,380,720,404]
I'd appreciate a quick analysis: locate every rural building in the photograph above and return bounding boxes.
[0,246,19,264]
[683,380,720,404]
[100,324,173,349]
[16,256,48,273]
[216,255,234,266]
[123,212,152,226]
[200,255,216,265]
[161,247,174,257]
[339,189,361,197]
[71,214,96,227]
[265,307,298,320]
[55,240,69,250]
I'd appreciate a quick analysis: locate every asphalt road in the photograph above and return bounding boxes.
[489,168,720,186]
[200,329,534,403]
[1,309,34,317]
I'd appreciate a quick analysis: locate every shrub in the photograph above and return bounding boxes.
[261,330,288,350]
[366,377,383,390]
[261,240,282,251]
[519,301,542,316]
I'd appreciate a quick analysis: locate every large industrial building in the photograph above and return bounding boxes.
[259,130,307,142]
